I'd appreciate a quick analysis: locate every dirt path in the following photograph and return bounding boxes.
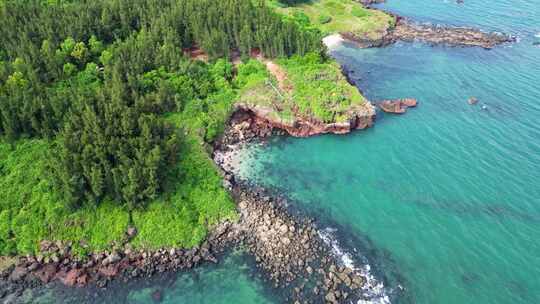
[264,60,293,93]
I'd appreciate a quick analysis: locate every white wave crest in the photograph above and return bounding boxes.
[318,228,392,304]
[323,34,345,50]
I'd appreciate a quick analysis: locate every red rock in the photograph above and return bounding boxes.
[9,266,28,282]
[35,264,57,283]
[379,100,406,114]
[61,268,84,287]
[98,264,119,277]
[401,98,418,107]
[232,104,376,138]
[77,273,89,286]
[378,98,418,114]
[468,97,478,105]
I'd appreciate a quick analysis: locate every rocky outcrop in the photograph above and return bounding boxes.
[468,97,479,105]
[339,10,515,49]
[0,224,234,297]
[378,98,418,114]
[223,103,376,142]
[386,18,516,49]
[228,184,368,303]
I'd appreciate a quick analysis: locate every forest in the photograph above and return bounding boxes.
[0,0,326,255]
[0,0,368,256]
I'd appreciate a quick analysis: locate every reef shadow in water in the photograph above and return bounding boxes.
[408,195,540,224]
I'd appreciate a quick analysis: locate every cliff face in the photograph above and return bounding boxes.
[230,102,376,138]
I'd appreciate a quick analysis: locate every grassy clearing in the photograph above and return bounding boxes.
[269,0,395,40]
[236,54,366,123]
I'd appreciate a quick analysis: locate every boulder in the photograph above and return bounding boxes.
[127,226,138,239]
[35,264,58,283]
[379,98,418,114]
[61,268,84,287]
[98,264,119,277]
[39,240,53,252]
[468,97,478,105]
[9,267,28,282]
[325,291,338,304]
[102,252,121,266]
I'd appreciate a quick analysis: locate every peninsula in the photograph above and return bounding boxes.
[0,0,514,303]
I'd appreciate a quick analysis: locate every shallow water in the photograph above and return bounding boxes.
[30,0,540,303]
[29,251,275,304]
[234,0,540,303]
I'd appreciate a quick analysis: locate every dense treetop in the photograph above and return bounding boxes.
[0,0,323,210]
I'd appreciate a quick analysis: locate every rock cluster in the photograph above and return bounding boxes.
[357,0,385,6]
[229,183,368,303]
[341,11,515,50]
[386,18,516,49]
[0,224,234,298]
[213,121,373,303]
[378,98,418,114]
[219,104,376,141]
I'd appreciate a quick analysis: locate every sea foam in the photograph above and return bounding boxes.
[323,34,346,50]
[318,228,392,304]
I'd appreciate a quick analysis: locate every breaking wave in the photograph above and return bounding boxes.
[318,227,395,304]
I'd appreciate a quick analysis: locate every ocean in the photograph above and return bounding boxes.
[29,0,540,303]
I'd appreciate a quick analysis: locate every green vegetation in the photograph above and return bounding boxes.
[0,0,376,258]
[270,0,395,41]
[237,53,366,123]
[0,0,323,256]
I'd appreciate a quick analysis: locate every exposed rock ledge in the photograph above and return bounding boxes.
[229,102,376,139]
[340,16,515,49]
[378,98,418,114]
[386,18,516,49]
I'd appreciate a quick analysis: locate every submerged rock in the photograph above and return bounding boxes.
[468,97,479,105]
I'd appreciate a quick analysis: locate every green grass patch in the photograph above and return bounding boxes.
[269,0,395,40]
[235,55,366,124]
[278,53,366,123]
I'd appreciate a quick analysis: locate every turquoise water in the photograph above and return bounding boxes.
[30,251,275,303]
[31,1,540,303]
[235,0,540,303]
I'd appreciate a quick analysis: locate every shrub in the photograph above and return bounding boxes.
[318,14,332,24]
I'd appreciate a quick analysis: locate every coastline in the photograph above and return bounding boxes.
[323,10,515,49]
[0,2,519,304]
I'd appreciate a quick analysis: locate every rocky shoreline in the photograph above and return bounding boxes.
[213,120,385,304]
[1,119,380,304]
[0,220,235,302]
[340,7,515,49]
[386,18,516,49]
